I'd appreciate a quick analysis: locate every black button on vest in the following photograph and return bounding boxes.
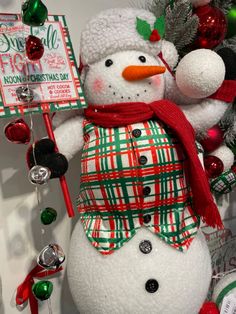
[143,214,151,224]
[145,279,159,293]
[132,129,142,138]
[143,186,151,196]
[139,240,152,254]
[139,156,148,165]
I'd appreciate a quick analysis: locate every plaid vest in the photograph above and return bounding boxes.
[77,119,200,255]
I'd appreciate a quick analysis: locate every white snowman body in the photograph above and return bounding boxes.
[68,223,211,314]
[55,49,213,314]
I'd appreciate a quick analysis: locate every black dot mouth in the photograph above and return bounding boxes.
[108,83,153,100]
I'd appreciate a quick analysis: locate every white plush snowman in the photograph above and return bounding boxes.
[48,8,224,314]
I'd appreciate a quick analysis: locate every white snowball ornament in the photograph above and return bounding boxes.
[212,273,236,310]
[190,0,212,7]
[176,49,225,99]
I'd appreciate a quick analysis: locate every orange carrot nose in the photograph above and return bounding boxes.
[122,65,166,81]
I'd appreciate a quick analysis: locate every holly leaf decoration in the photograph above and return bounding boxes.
[154,15,165,38]
[136,18,152,40]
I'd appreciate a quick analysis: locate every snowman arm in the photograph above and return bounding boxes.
[180,99,228,134]
[210,144,234,171]
[54,115,84,161]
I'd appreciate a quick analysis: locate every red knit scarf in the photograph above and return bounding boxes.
[85,100,223,229]
[209,80,236,103]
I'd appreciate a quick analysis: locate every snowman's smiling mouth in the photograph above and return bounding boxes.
[108,81,152,100]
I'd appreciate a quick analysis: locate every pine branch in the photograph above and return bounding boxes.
[165,0,199,48]
[212,0,233,14]
[220,103,236,145]
[175,15,199,49]
[220,36,236,53]
[149,0,170,18]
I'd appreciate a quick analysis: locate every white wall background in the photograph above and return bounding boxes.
[0,1,236,314]
[0,1,131,313]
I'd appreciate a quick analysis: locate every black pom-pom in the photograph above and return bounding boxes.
[34,139,56,154]
[27,139,68,178]
[217,48,236,80]
[42,153,68,178]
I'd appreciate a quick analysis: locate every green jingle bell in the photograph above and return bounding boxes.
[32,280,53,301]
[41,207,57,225]
[22,0,48,27]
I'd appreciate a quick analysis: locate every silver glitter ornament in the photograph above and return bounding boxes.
[16,86,34,103]
[28,165,51,185]
[37,244,65,269]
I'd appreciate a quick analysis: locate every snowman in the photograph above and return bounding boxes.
[30,8,224,314]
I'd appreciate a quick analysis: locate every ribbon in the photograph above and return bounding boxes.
[16,264,63,314]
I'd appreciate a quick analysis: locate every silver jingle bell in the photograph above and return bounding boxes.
[28,165,51,185]
[16,86,34,103]
[37,244,65,269]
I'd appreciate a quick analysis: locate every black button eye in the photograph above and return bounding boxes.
[139,56,146,63]
[105,59,113,67]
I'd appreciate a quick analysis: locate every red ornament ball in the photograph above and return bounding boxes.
[199,301,219,314]
[204,155,224,178]
[231,164,236,174]
[200,125,224,153]
[26,35,44,61]
[4,119,31,144]
[192,5,227,49]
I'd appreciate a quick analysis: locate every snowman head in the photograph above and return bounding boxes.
[80,8,177,105]
[83,50,167,104]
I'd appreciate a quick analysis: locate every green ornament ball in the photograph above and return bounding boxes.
[32,281,53,301]
[22,0,48,27]
[226,5,236,38]
[41,207,57,225]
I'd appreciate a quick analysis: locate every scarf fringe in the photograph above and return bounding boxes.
[200,203,224,229]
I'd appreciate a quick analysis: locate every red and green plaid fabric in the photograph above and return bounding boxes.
[77,119,200,255]
[211,169,236,194]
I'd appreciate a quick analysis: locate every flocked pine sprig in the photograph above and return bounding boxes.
[149,0,170,18]
[212,0,233,15]
[165,0,199,50]
[220,102,236,145]
[221,36,236,54]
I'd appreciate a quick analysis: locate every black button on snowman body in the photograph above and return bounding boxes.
[145,279,159,293]
[139,240,152,254]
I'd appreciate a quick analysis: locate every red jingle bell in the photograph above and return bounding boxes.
[192,5,227,49]
[4,119,31,144]
[26,35,44,61]
[200,125,224,153]
[204,155,224,179]
[199,301,219,314]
